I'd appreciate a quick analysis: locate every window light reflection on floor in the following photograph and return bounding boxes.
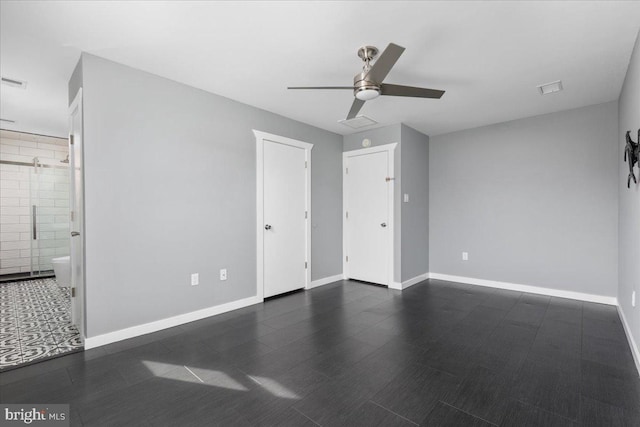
[141,360,300,399]
[247,375,301,399]
[142,360,248,391]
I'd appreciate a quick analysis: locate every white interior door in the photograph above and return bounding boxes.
[345,150,390,285]
[263,140,307,298]
[69,90,85,339]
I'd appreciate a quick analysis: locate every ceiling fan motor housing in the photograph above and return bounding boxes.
[353,71,381,99]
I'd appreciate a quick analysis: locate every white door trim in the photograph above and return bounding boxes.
[68,88,85,340]
[343,143,397,287]
[254,130,313,301]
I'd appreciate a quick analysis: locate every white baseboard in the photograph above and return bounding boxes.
[84,295,262,350]
[429,273,618,305]
[308,274,344,289]
[390,273,430,290]
[618,305,640,377]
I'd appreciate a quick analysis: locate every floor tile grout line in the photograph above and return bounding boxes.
[517,294,551,364]
[292,406,323,426]
[439,400,499,426]
[515,398,579,424]
[369,399,420,426]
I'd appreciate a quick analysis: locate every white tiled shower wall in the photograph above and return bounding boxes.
[0,130,70,276]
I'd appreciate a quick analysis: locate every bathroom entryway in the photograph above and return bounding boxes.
[0,129,82,370]
[0,130,71,281]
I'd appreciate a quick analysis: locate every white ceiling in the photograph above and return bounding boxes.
[1,1,639,138]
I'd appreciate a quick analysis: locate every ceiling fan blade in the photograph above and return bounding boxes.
[365,43,405,84]
[380,83,445,99]
[347,98,365,119]
[288,86,353,90]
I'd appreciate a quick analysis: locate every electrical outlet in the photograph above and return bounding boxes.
[462,252,469,261]
[191,273,199,286]
[633,291,636,307]
[403,193,409,203]
[220,269,227,281]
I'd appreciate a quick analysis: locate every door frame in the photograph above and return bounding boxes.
[343,143,397,287]
[68,88,86,339]
[254,130,313,301]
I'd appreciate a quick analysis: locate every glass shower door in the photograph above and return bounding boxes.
[29,161,70,276]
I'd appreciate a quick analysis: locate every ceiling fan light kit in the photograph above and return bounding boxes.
[355,87,381,101]
[288,42,446,120]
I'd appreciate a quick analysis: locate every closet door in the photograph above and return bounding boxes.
[344,150,390,285]
[262,140,307,298]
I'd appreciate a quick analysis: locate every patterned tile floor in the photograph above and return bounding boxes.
[0,278,83,370]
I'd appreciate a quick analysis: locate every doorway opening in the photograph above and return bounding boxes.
[0,128,82,370]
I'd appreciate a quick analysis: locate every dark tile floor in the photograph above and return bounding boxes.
[1,279,639,426]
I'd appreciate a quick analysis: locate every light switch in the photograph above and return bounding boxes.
[403,193,409,203]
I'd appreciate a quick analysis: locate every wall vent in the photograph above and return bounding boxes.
[537,80,563,95]
[1,76,27,89]
[338,115,378,129]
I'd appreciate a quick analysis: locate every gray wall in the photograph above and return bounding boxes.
[344,125,402,283]
[400,124,429,281]
[430,102,619,297]
[75,54,343,337]
[618,30,640,361]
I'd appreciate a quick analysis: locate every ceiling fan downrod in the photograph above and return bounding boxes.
[354,46,381,100]
[357,45,379,72]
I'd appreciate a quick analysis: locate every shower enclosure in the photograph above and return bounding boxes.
[0,134,71,281]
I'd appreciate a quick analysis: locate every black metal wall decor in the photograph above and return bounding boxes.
[624,129,640,189]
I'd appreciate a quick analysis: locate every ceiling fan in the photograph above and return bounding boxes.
[288,43,445,120]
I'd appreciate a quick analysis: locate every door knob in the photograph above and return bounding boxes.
[264,224,272,230]
[381,223,387,228]
[71,231,80,237]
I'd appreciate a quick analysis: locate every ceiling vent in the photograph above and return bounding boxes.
[0,118,16,124]
[1,76,27,89]
[537,80,563,95]
[338,115,378,129]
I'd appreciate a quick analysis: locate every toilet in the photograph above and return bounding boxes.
[52,256,71,287]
